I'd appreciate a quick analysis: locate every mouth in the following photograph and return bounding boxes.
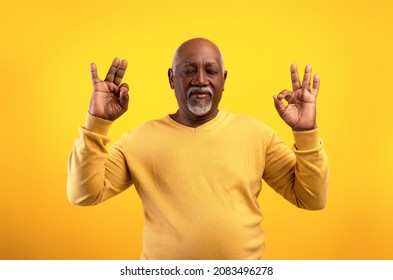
[187,86,213,98]
[191,92,211,99]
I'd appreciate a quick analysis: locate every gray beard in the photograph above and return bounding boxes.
[188,98,213,116]
[186,86,214,116]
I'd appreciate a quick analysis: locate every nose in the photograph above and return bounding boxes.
[191,69,209,86]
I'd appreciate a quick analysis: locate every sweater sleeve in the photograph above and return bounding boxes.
[262,128,329,210]
[66,114,132,206]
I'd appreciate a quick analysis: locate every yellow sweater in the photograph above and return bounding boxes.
[67,110,329,259]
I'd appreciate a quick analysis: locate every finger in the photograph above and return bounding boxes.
[90,63,101,85]
[276,89,292,101]
[311,74,320,96]
[302,64,312,90]
[273,94,286,116]
[119,83,129,110]
[290,64,301,91]
[105,58,121,83]
[273,90,291,115]
[113,59,128,86]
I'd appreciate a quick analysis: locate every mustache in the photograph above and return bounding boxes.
[187,86,214,98]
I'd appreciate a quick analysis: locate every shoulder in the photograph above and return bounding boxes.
[221,110,274,133]
[126,116,170,136]
[112,117,169,146]
[217,111,278,147]
[214,111,281,152]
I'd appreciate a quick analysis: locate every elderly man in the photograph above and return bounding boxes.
[67,38,329,259]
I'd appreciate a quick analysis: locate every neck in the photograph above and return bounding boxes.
[170,109,219,128]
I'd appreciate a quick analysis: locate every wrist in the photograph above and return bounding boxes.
[84,113,113,135]
[293,128,320,150]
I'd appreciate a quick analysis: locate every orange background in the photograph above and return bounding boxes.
[1,0,392,259]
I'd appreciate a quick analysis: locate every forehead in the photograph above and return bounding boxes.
[176,42,223,67]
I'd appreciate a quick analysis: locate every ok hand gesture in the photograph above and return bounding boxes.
[89,58,129,121]
[273,64,320,131]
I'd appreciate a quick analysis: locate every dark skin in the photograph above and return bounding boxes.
[89,58,129,121]
[168,38,228,127]
[88,38,320,131]
[273,64,320,131]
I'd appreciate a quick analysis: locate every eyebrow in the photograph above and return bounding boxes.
[181,61,219,67]
[181,62,196,67]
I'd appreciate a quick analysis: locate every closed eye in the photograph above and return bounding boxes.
[206,70,218,76]
[184,69,196,76]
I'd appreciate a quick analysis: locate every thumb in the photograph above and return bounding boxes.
[119,83,129,111]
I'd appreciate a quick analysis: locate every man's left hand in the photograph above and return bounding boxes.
[273,64,320,131]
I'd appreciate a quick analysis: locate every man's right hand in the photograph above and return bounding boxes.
[89,58,129,121]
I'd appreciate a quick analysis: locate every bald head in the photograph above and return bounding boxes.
[171,38,225,74]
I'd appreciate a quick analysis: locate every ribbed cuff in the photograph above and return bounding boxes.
[293,128,321,150]
[83,113,113,135]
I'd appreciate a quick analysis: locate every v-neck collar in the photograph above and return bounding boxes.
[164,110,227,133]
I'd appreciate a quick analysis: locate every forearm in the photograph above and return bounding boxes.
[264,128,329,210]
[67,114,131,206]
[291,129,329,210]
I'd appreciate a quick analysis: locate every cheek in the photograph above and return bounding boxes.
[212,78,225,89]
[174,79,188,91]
[214,93,223,104]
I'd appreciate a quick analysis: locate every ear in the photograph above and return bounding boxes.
[223,70,228,91]
[168,68,174,89]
